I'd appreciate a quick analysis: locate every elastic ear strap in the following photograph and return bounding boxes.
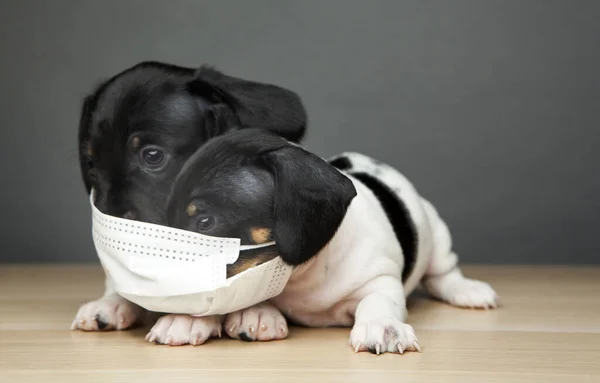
[239,241,277,252]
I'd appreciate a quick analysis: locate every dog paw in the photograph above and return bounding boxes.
[349,318,420,355]
[145,314,222,346]
[424,271,499,309]
[444,278,499,309]
[224,302,288,342]
[71,295,142,331]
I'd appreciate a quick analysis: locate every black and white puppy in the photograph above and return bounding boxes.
[72,61,307,333]
[158,128,499,354]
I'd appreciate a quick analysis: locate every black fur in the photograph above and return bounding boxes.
[78,61,307,225]
[350,172,418,282]
[93,314,109,330]
[167,129,357,266]
[328,156,353,171]
[238,332,254,342]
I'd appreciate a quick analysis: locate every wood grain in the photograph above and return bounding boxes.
[1,265,599,382]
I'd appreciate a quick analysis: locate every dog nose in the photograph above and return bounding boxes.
[123,210,137,220]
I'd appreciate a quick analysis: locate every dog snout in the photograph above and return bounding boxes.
[93,191,108,212]
[93,189,137,220]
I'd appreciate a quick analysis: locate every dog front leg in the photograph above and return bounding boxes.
[71,273,148,331]
[349,276,420,355]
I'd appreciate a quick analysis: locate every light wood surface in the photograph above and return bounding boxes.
[1,265,599,382]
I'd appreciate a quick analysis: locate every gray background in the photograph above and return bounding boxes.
[1,0,598,264]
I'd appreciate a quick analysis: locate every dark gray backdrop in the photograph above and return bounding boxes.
[1,0,598,264]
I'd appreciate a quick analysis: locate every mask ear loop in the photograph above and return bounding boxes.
[239,241,277,252]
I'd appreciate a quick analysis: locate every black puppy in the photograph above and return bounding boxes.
[72,61,307,334]
[156,129,498,352]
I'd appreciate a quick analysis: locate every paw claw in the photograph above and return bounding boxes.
[375,344,381,355]
[148,332,158,343]
[413,341,421,352]
[354,342,362,353]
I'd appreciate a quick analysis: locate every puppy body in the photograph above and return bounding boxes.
[271,171,430,328]
[270,153,490,353]
[164,131,499,353]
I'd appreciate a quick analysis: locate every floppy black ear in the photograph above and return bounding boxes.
[186,66,307,143]
[262,147,357,265]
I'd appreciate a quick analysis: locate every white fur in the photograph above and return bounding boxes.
[268,152,499,353]
[145,313,222,346]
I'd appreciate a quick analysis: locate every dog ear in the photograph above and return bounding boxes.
[199,104,243,142]
[261,146,357,265]
[186,66,307,143]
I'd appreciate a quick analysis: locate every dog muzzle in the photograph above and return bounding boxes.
[88,190,293,316]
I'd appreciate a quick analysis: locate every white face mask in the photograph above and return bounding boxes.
[89,190,293,316]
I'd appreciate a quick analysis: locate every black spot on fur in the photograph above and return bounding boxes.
[329,156,353,171]
[239,332,254,342]
[383,326,399,340]
[350,172,418,282]
[94,314,109,330]
[367,345,380,354]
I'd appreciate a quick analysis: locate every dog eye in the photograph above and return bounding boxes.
[196,216,215,231]
[141,147,166,168]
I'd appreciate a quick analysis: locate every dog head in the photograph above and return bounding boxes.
[78,61,307,224]
[167,129,357,268]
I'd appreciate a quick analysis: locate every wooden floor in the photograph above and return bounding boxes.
[1,265,599,382]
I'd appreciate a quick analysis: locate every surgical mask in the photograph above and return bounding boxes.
[88,189,293,316]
